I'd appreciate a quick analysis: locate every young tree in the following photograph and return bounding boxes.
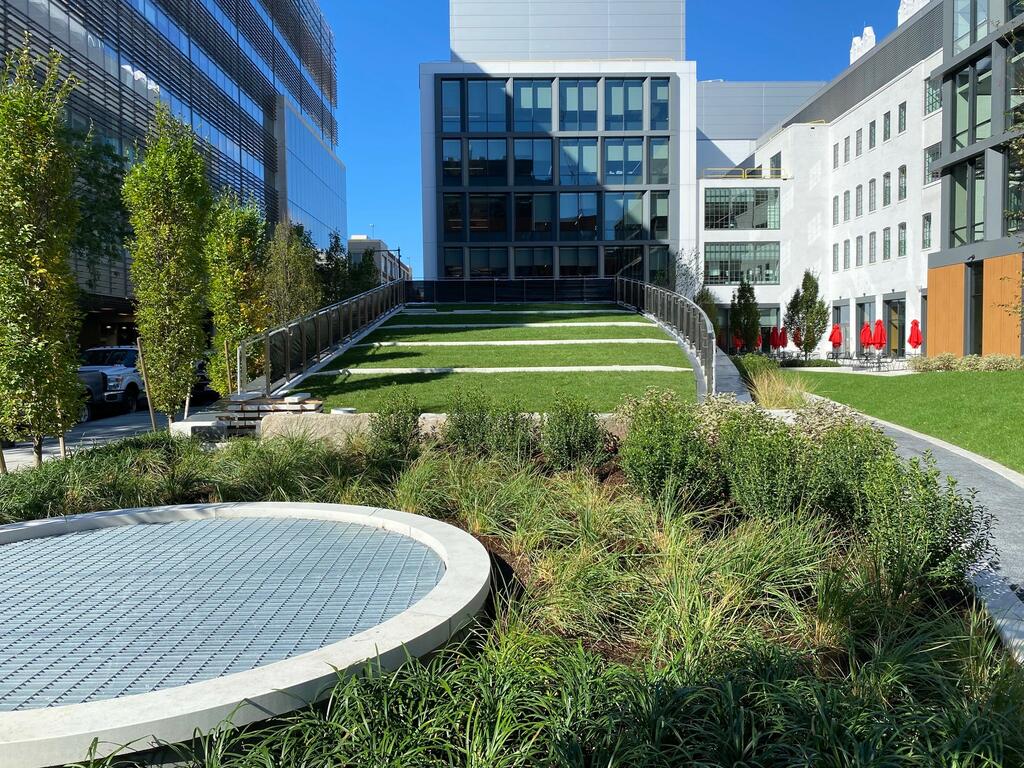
[349,248,382,295]
[205,193,269,395]
[123,102,212,422]
[265,222,322,325]
[694,285,721,339]
[731,278,761,351]
[70,132,129,292]
[0,43,83,469]
[784,270,830,359]
[315,231,351,304]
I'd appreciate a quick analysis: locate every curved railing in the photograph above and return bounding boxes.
[615,278,717,397]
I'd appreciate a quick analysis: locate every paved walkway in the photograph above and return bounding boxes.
[356,338,675,348]
[313,365,692,376]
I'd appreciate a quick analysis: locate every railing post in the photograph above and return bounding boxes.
[263,333,271,396]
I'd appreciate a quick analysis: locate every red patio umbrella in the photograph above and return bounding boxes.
[732,333,743,351]
[859,322,873,349]
[908,319,923,350]
[828,323,843,349]
[769,326,780,350]
[872,319,887,351]
[756,332,763,349]
[780,326,789,348]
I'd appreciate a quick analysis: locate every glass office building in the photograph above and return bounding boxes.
[2,0,346,343]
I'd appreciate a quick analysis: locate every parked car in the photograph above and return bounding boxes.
[79,347,147,414]
[76,369,106,423]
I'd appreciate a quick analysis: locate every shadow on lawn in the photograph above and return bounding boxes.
[305,372,458,410]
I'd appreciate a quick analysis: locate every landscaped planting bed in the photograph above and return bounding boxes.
[1,390,1021,766]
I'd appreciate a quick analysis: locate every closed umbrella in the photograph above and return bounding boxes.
[732,333,743,351]
[780,326,789,349]
[770,327,780,350]
[872,319,887,351]
[859,322,873,350]
[908,319,923,350]
[828,323,843,349]
[757,332,763,349]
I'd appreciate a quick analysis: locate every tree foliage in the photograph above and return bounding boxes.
[205,193,269,395]
[69,132,129,291]
[0,43,83,466]
[784,270,830,359]
[694,285,720,340]
[123,102,212,420]
[730,278,761,350]
[316,233,382,304]
[265,222,322,325]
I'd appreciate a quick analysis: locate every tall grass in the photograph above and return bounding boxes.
[749,368,812,409]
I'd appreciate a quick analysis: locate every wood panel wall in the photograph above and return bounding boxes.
[926,264,965,356]
[983,253,1023,356]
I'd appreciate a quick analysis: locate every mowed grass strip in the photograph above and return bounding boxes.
[364,324,672,343]
[382,311,649,326]
[783,369,1024,473]
[407,302,625,312]
[305,371,696,413]
[329,342,690,370]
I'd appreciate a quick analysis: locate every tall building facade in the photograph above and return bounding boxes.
[420,0,697,284]
[3,0,346,344]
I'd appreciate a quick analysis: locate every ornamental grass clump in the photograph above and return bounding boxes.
[748,368,811,409]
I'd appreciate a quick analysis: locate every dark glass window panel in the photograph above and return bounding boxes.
[651,191,669,240]
[558,139,598,185]
[605,79,644,130]
[513,139,553,185]
[604,246,643,277]
[513,80,552,131]
[603,192,644,240]
[468,193,508,242]
[559,80,598,131]
[650,79,670,130]
[468,139,507,186]
[558,247,598,276]
[443,193,465,241]
[604,138,643,185]
[559,192,599,241]
[514,247,553,277]
[441,80,461,132]
[469,247,508,278]
[514,193,554,241]
[443,247,464,277]
[649,138,670,184]
[442,139,462,186]
[467,79,506,132]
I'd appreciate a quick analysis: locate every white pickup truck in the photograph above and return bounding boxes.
[78,346,147,414]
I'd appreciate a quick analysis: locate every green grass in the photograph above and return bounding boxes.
[364,324,672,343]
[304,371,696,412]
[383,311,649,326]
[408,302,625,312]
[330,343,689,370]
[783,370,1024,472]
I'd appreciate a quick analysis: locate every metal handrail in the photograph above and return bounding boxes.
[614,277,717,397]
[236,280,406,395]
[703,167,788,180]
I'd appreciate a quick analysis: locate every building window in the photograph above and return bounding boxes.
[649,138,670,184]
[651,191,669,240]
[953,55,993,149]
[604,191,645,240]
[558,192,599,241]
[855,128,863,156]
[442,247,464,277]
[922,213,932,248]
[559,139,598,185]
[869,231,877,263]
[443,193,465,241]
[605,79,644,130]
[513,80,552,131]
[559,79,598,131]
[441,80,462,132]
[703,242,780,285]
[856,235,864,266]
[770,152,782,177]
[953,0,989,54]
[925,78,942,114]
[832,195,840,226]
[898,165,907,201]
[868,178,877,211]
[604,138,644,185]
[882,172,892,206]
[650,78,670,130]
[883,226,892,260]
[1012,0,1024,21]
[951,155,986,246]
[832,243,839,272]
[924,144,941,184]
[648,245,671,286]
[883,110,891,141]
[843,239,851,269]
[869,120,876,149]
[1007,37,1024,128]
[604,246,643,278]
[468,139,507,186]
[843,190,851,221]
[514,193,554,241]
[844,136,851,163]
[468,193,508,242]
[898,222,907,257]
[514,246,553,277]
[558,246,598,276]
[467,79,507,132]
[469,247,508,278]
[704,188,780,230]
[898,101,907,133]
[833,143,840,169]
[513,139,552,185]
[855,184,864,217]
[442,139,462,186]
[1007,152,1024,233]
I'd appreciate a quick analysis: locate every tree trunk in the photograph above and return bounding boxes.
[32,435,43,468]
[0,446,8,475]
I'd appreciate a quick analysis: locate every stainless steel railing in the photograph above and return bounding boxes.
[235,280,405,395]
[615,277,717,396]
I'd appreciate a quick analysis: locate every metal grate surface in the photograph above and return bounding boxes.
[0,518,445,711]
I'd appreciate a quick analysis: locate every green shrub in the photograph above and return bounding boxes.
[780,358,840,368]
[441,383,490,451]
[909,353,1024,372]
[718,406,802,518]
[369,389,420,464]
[732,353,779,383]
[541,393,606,471]
[619,389,724,504]
[442,384,535,462]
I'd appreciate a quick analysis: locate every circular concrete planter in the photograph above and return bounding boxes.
[0,503,490,768]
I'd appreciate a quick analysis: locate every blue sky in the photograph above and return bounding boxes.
[324,0,901,277]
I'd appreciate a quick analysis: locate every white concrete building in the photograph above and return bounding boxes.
[348,235,412,283]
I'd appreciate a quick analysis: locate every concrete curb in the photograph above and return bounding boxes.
[0,503,491,768]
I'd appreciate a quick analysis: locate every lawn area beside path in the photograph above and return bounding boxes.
[364,324,671,343]
[381,311,648,326]
[407,302,626,312]
[304,371,696,413]
[783,370,1024,473]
